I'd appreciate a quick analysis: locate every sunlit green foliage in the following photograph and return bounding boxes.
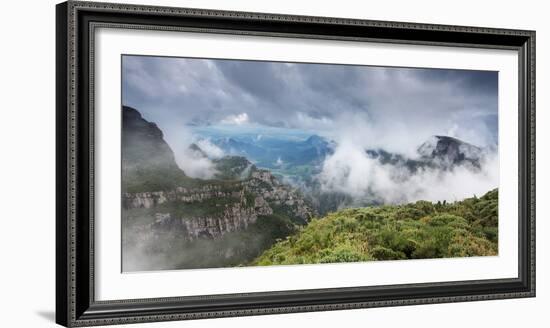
[254,189,498,265]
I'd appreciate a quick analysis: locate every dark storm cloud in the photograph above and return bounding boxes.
[418,68,498,95]
[215,60,287,107]
[122,55,498,153]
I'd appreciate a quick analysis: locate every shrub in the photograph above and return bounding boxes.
[254,189,498,266]
[370,246,406,260]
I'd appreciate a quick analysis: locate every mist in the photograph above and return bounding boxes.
[317,138,498,204]
[157,122,224,179]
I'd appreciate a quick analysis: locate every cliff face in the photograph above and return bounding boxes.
[122,106,195,193]
[146,192,272,240]
[123,185,233,209]
[123,168,314,240]
[122,106,179,171]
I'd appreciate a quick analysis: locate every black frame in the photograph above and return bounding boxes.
[56,1,536,326]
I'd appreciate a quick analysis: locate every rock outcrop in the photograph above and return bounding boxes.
[123,167,314,240]
[149,198,271,240]
[123,185,232,209]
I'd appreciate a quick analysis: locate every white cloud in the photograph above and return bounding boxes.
[159,124,223,179]
[318,139,498,204]
[447,124,459,138]
[176,148,219,179]
[196,139,224,159]
[221,113,249,125]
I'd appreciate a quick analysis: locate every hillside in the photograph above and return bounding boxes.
[254,189,498,265]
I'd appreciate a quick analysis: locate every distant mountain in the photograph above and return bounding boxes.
[213,137,268,162]
[211,134,333,168]
[367,135,486,173]
[417,135,483,169]
[304,135,333,154]
[304,135,325,147]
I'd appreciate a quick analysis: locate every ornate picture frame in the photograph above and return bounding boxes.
[56,1,535,326]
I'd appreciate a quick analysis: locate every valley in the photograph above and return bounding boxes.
[121,105,498,271]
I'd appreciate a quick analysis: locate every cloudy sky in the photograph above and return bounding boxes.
[122,55,498,155]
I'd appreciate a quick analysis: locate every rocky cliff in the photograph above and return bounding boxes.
[122,106,197,193]
[122,106,315,249]
[122,106,179,171]
[123,167,314,241]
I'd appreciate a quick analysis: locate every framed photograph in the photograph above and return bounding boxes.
[56,1,535,326]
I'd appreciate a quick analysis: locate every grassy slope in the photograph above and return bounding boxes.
[254,189,498,265]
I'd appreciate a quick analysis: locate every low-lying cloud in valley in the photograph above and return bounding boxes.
[318,140,498,204]
[176,146,219,179]
[315,112,498,204]
[163,127,225,179]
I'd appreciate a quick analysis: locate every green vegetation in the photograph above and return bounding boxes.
[254,189,498,265]
[213,156,253,180]
[122,166,255,193]
[123,166,201,193]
